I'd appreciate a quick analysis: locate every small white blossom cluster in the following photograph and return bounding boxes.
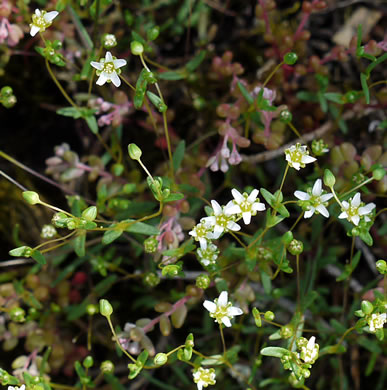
[298,336,319,364]
[91,51,127,87]
[285,143,316,170]
[192,367,216,390]
[8,386,25,390]
[41,224,57,239]
[189,188,265,266]
[294,179,333,219]
[203,291,243,327]
[367,312,386,333]
[29,9,58,37]
[338,192,375,226]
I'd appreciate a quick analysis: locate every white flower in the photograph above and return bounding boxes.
[8,386,26,390]
[201,200,241,239]
[189,220,213,249]
[285,143,316,170]
[300,336,319,364]
[197,243,219,266]
[338,192,376,226]
[90,51,127,87]
[203,291,243,327]
[367,312,386,333]
[225,188,266,224]
[192,367,216,390]
[30,9,58,37]
[294,179,333,218]
[41,224,57,239]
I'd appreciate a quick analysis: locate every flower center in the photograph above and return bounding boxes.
[346,205,359,217]
[32,12,50,28]
[215,213,229,228]
[239,199,251,212]
[103,62,115,74]
[291,150,302,163]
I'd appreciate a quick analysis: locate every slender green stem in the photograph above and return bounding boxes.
[330,186,343,208]
[219,324,227,356]
[33,231,76,251]
[49,383,77,390]
[375,207,387,219]
[0,169,28,191]
[287,121,302,139]
[106,316,136,363]
[290,211,304,231]
[336,326,355,346]
[45,57,78,109]
[339,177,374,198]
[229,231,247,248]
[296,254,301,307]
[262,61,284,87]
[278,164,289,195]
[120,74,136,91]
[39,201,74,217]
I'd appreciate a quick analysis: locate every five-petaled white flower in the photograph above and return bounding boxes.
[30,9,59,37]
[203,291,243,327]
[338,192,375,226]
[300,336,319,364]
[201,200,240,239]
[8,385,26,390]
[192,367,216,390]
[294,179,333,218]
[197,243,219,266]
[367,312,386,333]
[189,220,213,250]
[225,188,266,224]
[90,51,127,87]
[285,143,316,170]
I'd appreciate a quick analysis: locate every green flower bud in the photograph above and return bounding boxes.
[323,169,336,187]
[288,239,303,255]
[100,360,115,374]
[82,206,97,221]
[161,264,181,277]
[375,260,386,275]
[154,353,168,366]
[311,139,329,156]
[284,52,298,65]
[1,86,13,97]
[144,237,158,253]
[9,245,32,258]
[344,91,359,103]
[86,304,99,316]
[99,299,113,317]
[279,109,292,124]
[147,26,160,41]
[185,333,194,348]
[83,356,94,368]
[281,231,293,245]
[143,272,160,287]
[23,191,41,205]
[252,307,262,327]
[131,41,144,55]
[10,307,26,322]
[280,324,293,339]
[373,168,386,181]
[361,300,373,315]
[196,274,211,289]
[264,311,275,321]
[112,163,124,177]
[50,303,61,313]
[128,143,142,160]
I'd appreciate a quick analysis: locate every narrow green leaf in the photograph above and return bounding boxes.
[173,140,186,171]
[102,229,124,245]
[158,71,186,80]
[185,51,206,72]
[260,346,288,358]
[31,250,47,265]
[324,92,344,104]
[74,232,86,257]
[67,5,93,50]
[56,107,82,118]
[164,192,184,202]
[84,115,98,134]
[124,220,159,235]
[360,73,370,104]
[237,81,253,104]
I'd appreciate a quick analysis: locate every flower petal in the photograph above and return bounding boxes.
[294,191,309,200]
[211,200,222,215]
[218,291,228,306]
[242,212,251,225]
[352,193,361,207]
[316,204,329,218]
[227,221,240,231]
[252,202,265,211]
[358,203,375,215]
[247,189,259,203]
[113,58,127,68]
[105,51,113,62]
[30,25,40,36]
[351,215,360,226]
[90,61,103,70]
[231,188,244,203]
[338,211,348,219]
[221,316,232,327]
[302,155,317,164]
[44,11,59,22]
[96,74,108,85]
[312,179,322,196]
[224,204,241,215]
[35,9,41,16]
[111,72,121,87]
[203,300,216,313]
[320,193,333,202]
[228,306,243,316]
[304,208,315,218]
